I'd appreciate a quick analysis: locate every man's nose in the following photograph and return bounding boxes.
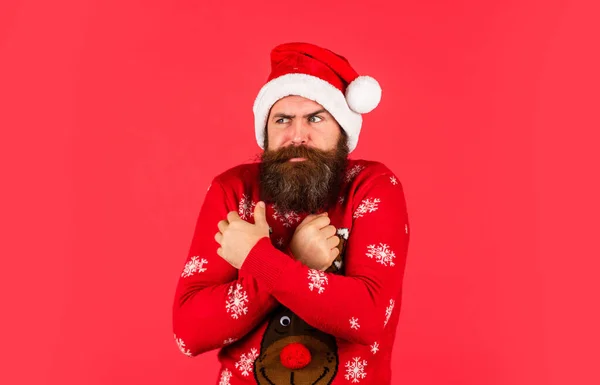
[290,120,308,145]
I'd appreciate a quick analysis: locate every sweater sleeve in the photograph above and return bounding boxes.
[172,177,278,357]
[239,173,410,345]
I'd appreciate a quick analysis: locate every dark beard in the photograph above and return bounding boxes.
[259,136,349,214]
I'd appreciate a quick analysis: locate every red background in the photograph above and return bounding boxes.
[1,0,598,384]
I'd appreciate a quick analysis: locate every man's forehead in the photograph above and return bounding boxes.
[270,96,331,116]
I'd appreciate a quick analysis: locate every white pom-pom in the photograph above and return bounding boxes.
[345,75,382,114]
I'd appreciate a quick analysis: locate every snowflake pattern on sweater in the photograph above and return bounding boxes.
[219,368,232,385]
[384,299,395,327]
[174,334,192,357]
[238,194,256,220]
[345,357,368,383]
[370,342,379,354]
[272,206,301,227]
[366,243,396,267]
[307,269,329,294]
[181,256,207,278]
[353,198,380,219]
[276,237,285,248]
[235,348,259,376]
[225,283,249,319]
[345,164,365,182]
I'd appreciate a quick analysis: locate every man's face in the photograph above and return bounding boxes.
[259,96,349,214]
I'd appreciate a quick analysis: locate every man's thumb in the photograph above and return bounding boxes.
[254,201,268,226]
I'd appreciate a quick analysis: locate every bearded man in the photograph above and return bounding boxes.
[173,42,411,385]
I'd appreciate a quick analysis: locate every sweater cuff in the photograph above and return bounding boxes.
[240,237,292,293]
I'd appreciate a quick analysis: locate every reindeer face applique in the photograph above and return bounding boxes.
[254,227,350,384]
[254,306,338,385]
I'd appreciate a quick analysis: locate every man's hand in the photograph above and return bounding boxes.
[289,212,340,271]
[215,201,270,269]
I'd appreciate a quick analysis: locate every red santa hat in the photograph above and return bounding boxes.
[253,42,382,153]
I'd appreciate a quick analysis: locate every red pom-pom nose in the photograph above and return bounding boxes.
[280,342,312,369]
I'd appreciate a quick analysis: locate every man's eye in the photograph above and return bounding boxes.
[276,118,289,124]
[309,115,323,123]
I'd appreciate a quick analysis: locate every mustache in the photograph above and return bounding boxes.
[262,145,335,163]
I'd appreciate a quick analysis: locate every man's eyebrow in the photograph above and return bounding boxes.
[271,109,328,119]
[303,109,327,117]
[272,112,294,119]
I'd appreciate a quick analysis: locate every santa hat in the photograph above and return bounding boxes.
[253,42,382,153]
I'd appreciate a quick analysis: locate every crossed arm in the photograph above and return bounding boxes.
[220,173,410,345]
[172,180,278,356]
[173,172,409,355]
[172,179,338,356]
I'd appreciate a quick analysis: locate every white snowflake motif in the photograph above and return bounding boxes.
[272,206,301,227]
[219,368,232,385]
[235,348,259,376]
[353,198,380,219]
[307,269,329,294]
[390,176,398,185]
[370,342,380,354]
[345,357,368,383]
[366,243,396,267]
[345,164,365,183]
[349,317,360,330]
[181,256,208,278]
[384,299,395,327]
[226,283,249,319]
[338,196,345,204]
[223,337,237,345]
[276,238,285,248]
[174,334,192,357]
[238,194,256,220]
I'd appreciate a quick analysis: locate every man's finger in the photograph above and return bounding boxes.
[330,247,340,258]
[217,220,229,233]
[309,212,328,220]
[327,235,340,249]
[217,247,224,259]
[322,225,337,238]
[227,211,241,223]
[298,214,318,227]
[253,201,268,227]
[214,232,223,245]
[308,215,331,229]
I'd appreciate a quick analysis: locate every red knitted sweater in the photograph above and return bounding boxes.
[173,159,410,385]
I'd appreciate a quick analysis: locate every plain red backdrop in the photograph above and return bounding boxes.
[1,0,599,384]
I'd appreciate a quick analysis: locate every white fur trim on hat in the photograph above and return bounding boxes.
[253,73,363,153]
